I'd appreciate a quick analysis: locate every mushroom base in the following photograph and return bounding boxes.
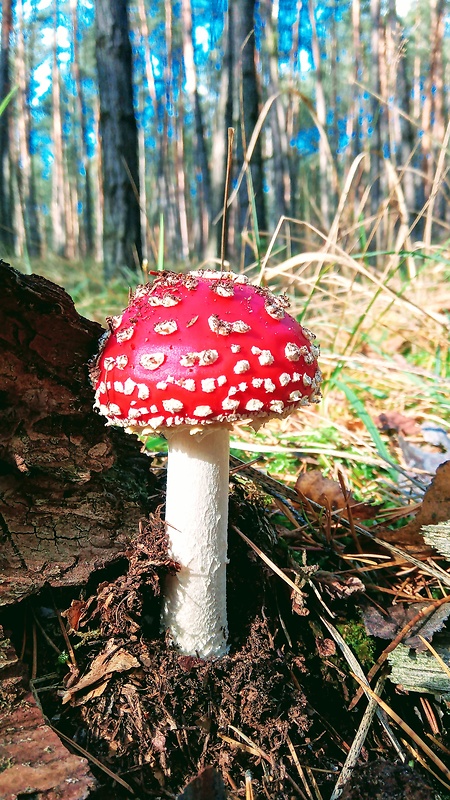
[161,426,230,657]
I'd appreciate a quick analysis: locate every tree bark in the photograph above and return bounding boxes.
[0,626,96,798]
[309,0,330,228]
[0,261,157,606]
[51,0,68,258]
[261,0,290,226]
[369,0,383,217]
[0,0,13,254]
[207,7,234,260]
[181,0,212,258]
[71,0,94,257]
[14,0,41,260]
[232,0,267,258]
[95,0,142,279]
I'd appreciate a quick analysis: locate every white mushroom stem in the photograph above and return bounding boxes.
[162,426,230,657]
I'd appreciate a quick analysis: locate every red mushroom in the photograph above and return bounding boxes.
[91,270,322,657]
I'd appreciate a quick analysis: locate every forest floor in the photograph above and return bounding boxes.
[1,251,450,799]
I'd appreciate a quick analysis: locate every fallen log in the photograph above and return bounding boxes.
[0,261,157,606]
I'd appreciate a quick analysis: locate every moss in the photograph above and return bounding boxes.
[337,618,376,667]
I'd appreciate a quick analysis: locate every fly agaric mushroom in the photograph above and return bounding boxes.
[90,270,322,658]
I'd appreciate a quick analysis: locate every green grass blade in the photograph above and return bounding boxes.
[158,213,164,271]
[333,379,394,470]
[0,86,17,116]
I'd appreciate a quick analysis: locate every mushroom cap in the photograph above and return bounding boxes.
[91,270,322,433]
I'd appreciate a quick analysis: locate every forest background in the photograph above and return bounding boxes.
[0,0,448,284]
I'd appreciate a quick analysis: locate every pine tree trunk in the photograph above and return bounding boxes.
[136,0,158,262]
[93,96,104,263]
[174,79,190,261]
[369,0,383,218]
[385,0,414,225]
[181,0,212,257]
[207,8,234,260]
[95,0,142,279]
[14,0,41,259]
[309,0,330,228]
[261,0,290,225]
[51,1,68,258]
[232,0,267,257]
[350,0,362,162]
[71,0,94,257]
[0,0,13,253]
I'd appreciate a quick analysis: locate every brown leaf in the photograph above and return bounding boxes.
[62,599,87,632]
[316,571,365,600]
[381,461,450,552]
[296,471,346,510]
[363,602,450,650]
[377,411,421,436]
[291,588,310,617]
[295,470,378,520]
[62,638,140,705]
[315,637,336,657]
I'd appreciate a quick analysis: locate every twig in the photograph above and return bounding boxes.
[220,127,234,271]
[320,616,405,761]
[330,675,386,799]
[351,674,450,783]
[50,724,135,795]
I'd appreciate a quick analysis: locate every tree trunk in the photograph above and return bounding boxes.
[51,1,68,258]
[309,0,330,228]
[71,0,94,257]
[349,0,362,163]
[207,7,234,260]
[136,0,158,263]
[0,260,157,605]
[385,0,415,224]
[421,0,446,230]
[95,0,142,279]
[261,0,290,226]
[369,0,383,217]
[232,0,267,259]
[174,79,190,261]
[93,95,104,263]
[181,0,212,257]
[0,0,13,254]
[286,0,303,219]
[14,0,41,260]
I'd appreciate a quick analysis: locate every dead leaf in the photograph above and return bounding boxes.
[62,638,140,705]
[316,637,336,657]
[377,411,421,436]
[315,571,365,600]
[378,460,450,550]
[291,588,310,617]
[363,602,450,650]
[62,599,88,632]
[295,470,378,520]
[398,437,449,474]
[296,471,346,510]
